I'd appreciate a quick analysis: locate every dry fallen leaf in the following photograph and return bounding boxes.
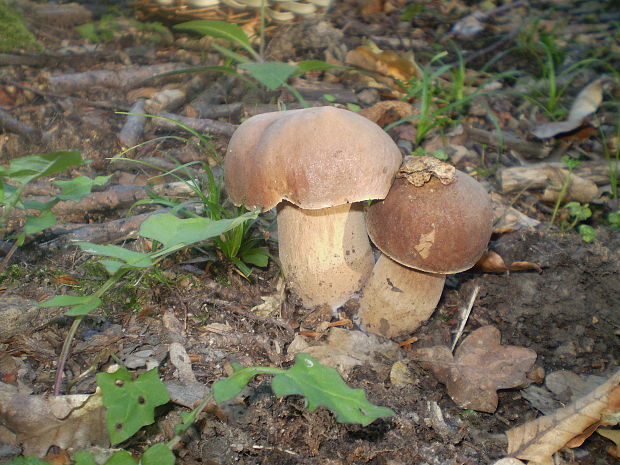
[412,326,537,412]
[346,45,422,83]
[0,382,108,457]
[358,100,414,127]
[597,428,620,457]
[505,369,620,465]
[474,251,542,274]
[531,79,604,139]
[287,327,398,378]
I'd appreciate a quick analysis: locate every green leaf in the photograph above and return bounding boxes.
[173,20,257,58]
[295,60,344,74]
[141,444,175,465]
[54,175,111,202]
[240,247,269,267]
[97,259,125,275]
[96,368,170,445]
[212,364,268,403]
[21,198,58,211]
[578,224,596,243]
[139,211,258,251]
[24,211,57,235]
[39,294,102,316]
[76,242,153,268]
[103,450,137,465]
[271,354,395,426]
[64,297,103,316]
[212,354,395,426]
[239,62,298,90]
[608,211,620,228]
[73,451,97,465]
[565,202,591,221]
[7,150,83,184]
[39,295,98,307]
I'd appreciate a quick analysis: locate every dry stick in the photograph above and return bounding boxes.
[118,99,147,148]
[0,108,50,143]
[451,285,480,353]
[499,160,618,193]
[48,62,189,93]
[0,78,129,112]
[466,126,546,159]
[152,111,237,138]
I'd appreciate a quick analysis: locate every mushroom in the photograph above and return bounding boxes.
[224,106,402,309]
[357,156,493,338]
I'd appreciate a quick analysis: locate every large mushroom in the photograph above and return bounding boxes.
[357,156,493,338]
[224,106,402,309]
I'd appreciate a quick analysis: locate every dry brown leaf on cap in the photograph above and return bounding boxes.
[474,251,542,274]
[0,382,107,458]
[531,79,604,139]
[411,326,537,413]
[505,369,620,465]
[358,100,414,127]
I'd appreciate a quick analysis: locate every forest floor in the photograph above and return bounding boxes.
[0,0,619,464]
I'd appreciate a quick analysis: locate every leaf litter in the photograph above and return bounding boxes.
[411,326,537,413]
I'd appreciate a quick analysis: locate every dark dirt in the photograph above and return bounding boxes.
[1,0,620,464]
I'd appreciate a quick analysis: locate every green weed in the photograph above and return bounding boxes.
[547,157,581,232]
[386,51,513,146]
[165,20,342,104]
[0,150,110,270]
[115,113,270,278]
[9,354,394,465]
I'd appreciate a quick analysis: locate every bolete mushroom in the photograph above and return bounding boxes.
[224,106,402,309]
[357,156,493,338]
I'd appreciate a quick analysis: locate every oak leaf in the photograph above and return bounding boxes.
[412,326,537,413]
[505,370,620,465]
[0,382,108,458]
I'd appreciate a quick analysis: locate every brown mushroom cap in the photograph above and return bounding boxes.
[366,170,493,274]
[224,106,403,211]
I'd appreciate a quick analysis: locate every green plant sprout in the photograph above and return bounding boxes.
[41,209,259,394]
[0,150,110,270]
[547,156,581,232]
[167,20,343,105]
[115,113,270,278]
[385,51,515,146]
[517,39,599,120]
[9,354,394,465]
[561,201,596,242]
[608,211,620,229]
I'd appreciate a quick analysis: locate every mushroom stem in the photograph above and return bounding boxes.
[277,201,374,309]
[357,254,446,338]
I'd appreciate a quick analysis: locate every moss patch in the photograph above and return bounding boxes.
[0,0,41,52]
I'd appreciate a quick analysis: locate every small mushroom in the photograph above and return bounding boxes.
[358,156,493,338]
[224,106,402,309]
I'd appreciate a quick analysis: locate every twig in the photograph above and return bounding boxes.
[451,285,479,353]
[152,111,237,137]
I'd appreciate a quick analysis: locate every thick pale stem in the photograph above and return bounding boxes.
[358,254,445,338]
[277,201,374,309]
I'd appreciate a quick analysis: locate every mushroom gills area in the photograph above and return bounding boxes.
[277,201,374,309]
[358,254,446,338]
